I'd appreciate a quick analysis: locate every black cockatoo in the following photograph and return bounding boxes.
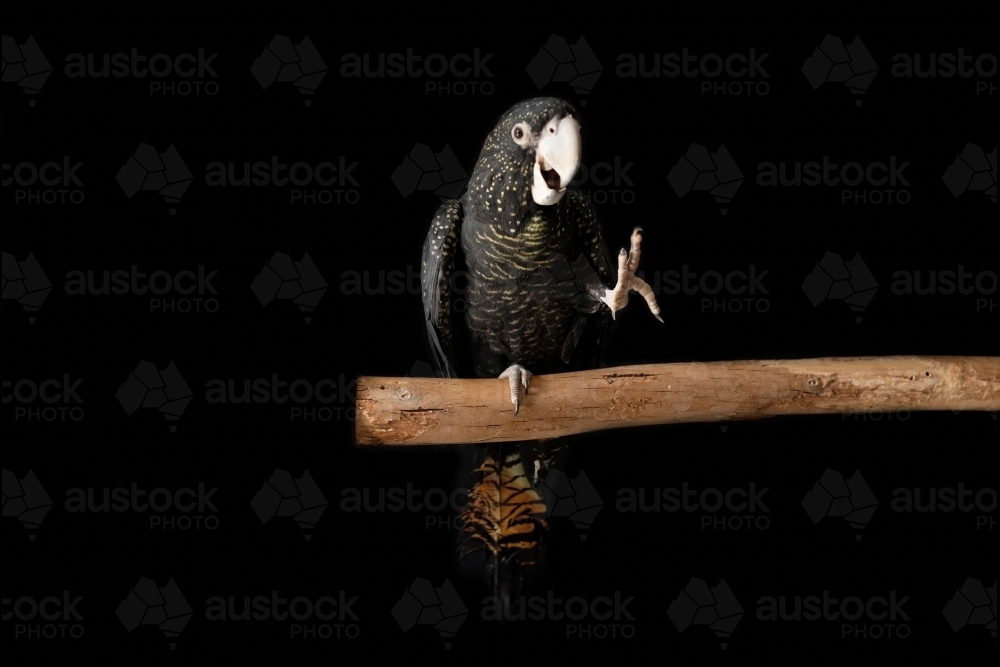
[420,97,661,604]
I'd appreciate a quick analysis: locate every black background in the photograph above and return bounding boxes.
[3,7,996,663]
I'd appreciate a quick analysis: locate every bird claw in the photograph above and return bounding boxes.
[499,364,532,415]
[600,227,664,323]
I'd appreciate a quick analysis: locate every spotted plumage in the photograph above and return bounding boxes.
[420,97,659,604]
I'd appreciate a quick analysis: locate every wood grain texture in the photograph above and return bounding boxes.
[355,357,1000,446]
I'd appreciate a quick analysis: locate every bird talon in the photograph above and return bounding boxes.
[601,229,663,323]
[500,364,532,415]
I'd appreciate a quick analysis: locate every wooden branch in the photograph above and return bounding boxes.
[354,356,1000,446]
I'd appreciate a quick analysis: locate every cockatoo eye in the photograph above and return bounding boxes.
[511,122,531,146]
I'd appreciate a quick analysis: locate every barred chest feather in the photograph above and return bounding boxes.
[461,208,593,373]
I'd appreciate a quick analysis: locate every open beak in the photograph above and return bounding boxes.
[532,115,580,206]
